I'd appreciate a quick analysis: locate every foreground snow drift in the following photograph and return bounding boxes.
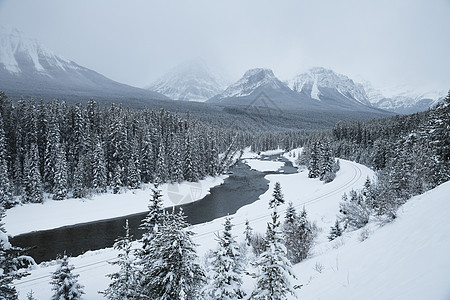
[295,180,450,300]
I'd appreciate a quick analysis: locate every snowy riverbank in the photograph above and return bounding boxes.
[5,175,227,236]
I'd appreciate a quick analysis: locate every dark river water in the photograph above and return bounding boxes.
[11,155,296,263]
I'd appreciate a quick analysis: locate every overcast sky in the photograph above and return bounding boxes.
[0,0,449,93]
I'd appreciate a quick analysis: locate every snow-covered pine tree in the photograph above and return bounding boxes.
[0,117,13,208]
[112,164,123,194]
[0,205,23,300]
[183,134,198,182]
[203,217,245,299]
[139,208,205,300]
[23,143,43,203]
[308,142,320,178]
[282,202,304,263]
[284,201,297,224]
[296,206,315,261]
[138,183,164,252]
[269,182,284,209]
[101,220,139,299]
[126,152,141,190]
[91,136,107,193]
[251,209,297,299]
[244,219,253,247]
[52,142,68,200]
[50,255,84,300]
[156,141,169,183]
[328,219,342,241]
[72,157,86,199]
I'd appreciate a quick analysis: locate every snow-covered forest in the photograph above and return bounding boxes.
[0,91,449,299]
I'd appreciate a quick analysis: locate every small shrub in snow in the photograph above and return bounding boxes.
[250,232,266,256]
[339,190,370,230]
[328,219,343,241]
[359,227,371,242]
[313,262,325,273]
[332,237,345,249]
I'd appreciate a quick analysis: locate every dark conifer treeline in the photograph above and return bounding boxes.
[0,93,245,206]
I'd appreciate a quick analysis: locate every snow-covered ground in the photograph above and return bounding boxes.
[5,175,226,236]
[12,151,450,299]
[244,158,284,172]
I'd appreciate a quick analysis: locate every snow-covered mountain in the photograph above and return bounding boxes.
[0,27,168,104]
[208,68,388,117]
[360,81,446,114]
[288,67,371,106]
[147,60,226,102]
[208,68,319,110]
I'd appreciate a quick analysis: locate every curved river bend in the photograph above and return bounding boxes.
[11,156,296,263]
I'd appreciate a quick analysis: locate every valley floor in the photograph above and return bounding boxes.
[11,150,450,299]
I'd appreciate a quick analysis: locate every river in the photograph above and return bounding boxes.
[11,155,296,263]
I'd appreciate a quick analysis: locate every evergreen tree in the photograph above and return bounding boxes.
[308,142,320,178]
[251,210,297,299]
[112,164,123,194]
[269,182,284,209]
[0,206,25,300]
[139,209,205,299]
[284,202,297,225]
[101,220,139,299]
[203,217,245,299]
[52,143,68,200]
[91,136,107,193]
[244,219,253,247]
[72,157,86,199]
[138,183,164,252]
[328,219,342,241]
[50,255,84,300]
[23,143,43,203]
[0,117,13,208]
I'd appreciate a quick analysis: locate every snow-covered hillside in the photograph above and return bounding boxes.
[288,67,371,105]
[146,59,226,102]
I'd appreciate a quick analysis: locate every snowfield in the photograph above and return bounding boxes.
[4,175,227,236]
[12,152,450,300]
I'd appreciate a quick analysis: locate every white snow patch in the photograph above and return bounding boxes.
[244,159,284,172]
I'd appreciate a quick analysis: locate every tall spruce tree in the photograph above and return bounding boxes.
[139,209,205,299]
[23,143,43,203]
[269,182,285,209]
[101,220,140,299]
[50,255,84,300]
[203,217,245,299]
[251,209,297,299]
[0,117,13,208]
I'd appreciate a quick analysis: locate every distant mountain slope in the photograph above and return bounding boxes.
[208,68,389,117]
[146,59,226,102]
[360,80,446,114]
[0,27,169,105]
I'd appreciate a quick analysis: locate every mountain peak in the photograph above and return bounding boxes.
[147,59,226,102]
[0,26,74,75]
[215,68,285,99]
[289,67,370,105]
